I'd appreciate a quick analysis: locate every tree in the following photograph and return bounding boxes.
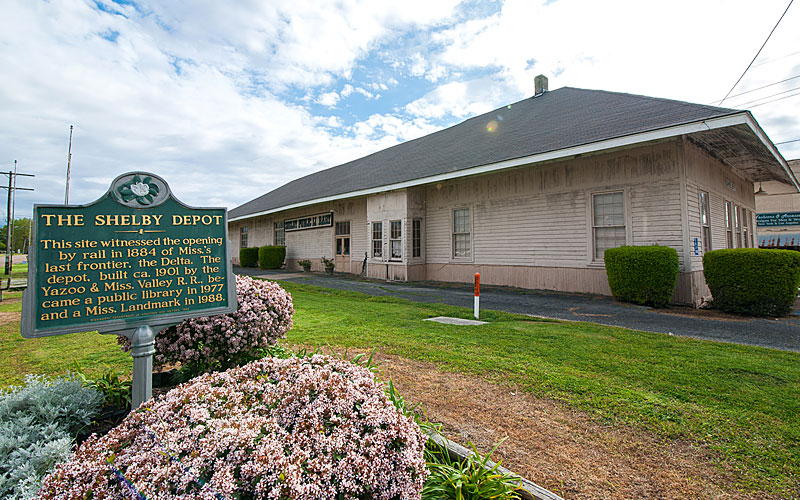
[0,218,32,253]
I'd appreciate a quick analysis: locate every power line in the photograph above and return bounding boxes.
[751,49,800,68]
[720,73,800,101]
[729,84,800,107]
[748,90,800,108]
[717,0,794,105]
[776,138,800,145]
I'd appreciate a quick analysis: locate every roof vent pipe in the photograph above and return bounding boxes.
[534,74,548,96]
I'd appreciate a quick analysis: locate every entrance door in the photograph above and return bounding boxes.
[335,221,351,272]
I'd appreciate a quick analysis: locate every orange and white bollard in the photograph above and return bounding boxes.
[474,273,480,319]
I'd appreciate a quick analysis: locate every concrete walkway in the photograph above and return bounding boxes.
[236,267,800,353]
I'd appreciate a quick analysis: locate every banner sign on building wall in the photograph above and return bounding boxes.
[284,212,333,232]
[756,211,800,227]
[21,172,237,339]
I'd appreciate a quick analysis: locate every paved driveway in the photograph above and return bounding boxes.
[236,267,800,353]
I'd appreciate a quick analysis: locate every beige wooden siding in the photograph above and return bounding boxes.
[425,207,451,263]
[685,180,704,270]
[335,199,367,273]
[472,194,588,267]
[630,181,684,266]
[229,197,368,272]
[425,141,683,268]
[683,139,756,255]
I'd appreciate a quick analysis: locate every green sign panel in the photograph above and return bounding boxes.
[21,172,237,338]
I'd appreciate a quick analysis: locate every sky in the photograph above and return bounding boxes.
[2,0,799,219]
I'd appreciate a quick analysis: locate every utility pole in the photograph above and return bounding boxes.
[65,125,73,205]
[11,161,16,252]
[1,167,34,275]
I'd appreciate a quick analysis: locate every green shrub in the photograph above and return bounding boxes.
[73,362,132,410]
[239,247,259,267]
[703,248,800,316]
[604,246,679,307]
[0,374,103,500]
[258,245,286,269]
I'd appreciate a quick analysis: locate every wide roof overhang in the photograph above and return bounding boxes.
[229,111,799,223]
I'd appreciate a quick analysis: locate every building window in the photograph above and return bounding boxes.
[735,204,742,248]
[412,219,422,258]
[452,208,471,258]
[592,192,626,260]
[700,191,711,253]
[742,208,749,248]
[335,221,350,256]
[274,221,285,246]
[335,221,350,235]
[371,222,382,258]
[725,201,733,248]
[240,226,248,248]
[390,220,402,259]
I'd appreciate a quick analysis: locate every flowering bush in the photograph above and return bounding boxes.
[39,355,428,499]
[119,276,294,374]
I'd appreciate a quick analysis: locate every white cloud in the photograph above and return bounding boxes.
[404,78,514,119]
[425,0,800,157]
[317,91,341,107]
[0,0,466,215]
[1,0,798,223]
[351,113,440,144]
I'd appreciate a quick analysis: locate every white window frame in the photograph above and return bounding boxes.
[240,226,248,249]
[335,221,350,256]
[389,220,402,260]
[371,221,383,259]
[591,190,627,262]
[451,207,472,260]
[700,191,711,253]
[274,221,285,246]
[412,218,423,259]
[742,207,749,248]
[734,204,742,248]
[724,200,733,248]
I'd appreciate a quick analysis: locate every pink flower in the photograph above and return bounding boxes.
[118,276,294,372]
[39,356,427,500]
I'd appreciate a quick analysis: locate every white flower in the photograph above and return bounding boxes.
[131,182,150,196]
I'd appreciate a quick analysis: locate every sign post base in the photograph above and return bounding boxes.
[130,325,154,409]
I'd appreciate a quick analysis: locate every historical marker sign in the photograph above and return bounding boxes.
[22,172,237,339]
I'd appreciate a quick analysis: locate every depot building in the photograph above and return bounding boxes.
[228,77,800,306]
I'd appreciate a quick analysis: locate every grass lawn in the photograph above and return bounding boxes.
[0,262,27,279]
[2,281,799,494]
[277,282,800,495]
[0,291,129,386]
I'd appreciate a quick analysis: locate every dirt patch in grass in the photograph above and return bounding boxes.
[0,311,20,324]
[372,352,772,500]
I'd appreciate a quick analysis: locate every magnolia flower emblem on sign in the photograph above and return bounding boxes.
[117,175,160,205]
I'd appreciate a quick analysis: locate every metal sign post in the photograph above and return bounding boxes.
[129,325,155,408]
[22,172,237,408]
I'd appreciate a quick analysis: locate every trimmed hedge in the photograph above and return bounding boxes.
[605,245,679,307]
[258,245,286,269]
[239,247,259,267]
[703,248,800,316]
